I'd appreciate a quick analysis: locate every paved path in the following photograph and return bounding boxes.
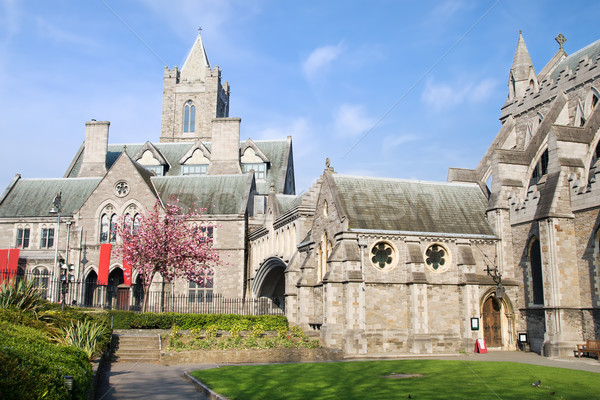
[94,351,600,399]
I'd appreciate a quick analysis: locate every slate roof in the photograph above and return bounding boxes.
[549,38,600,83]
[332,175,496,237]
[151,175,250,215]
[0,178,101,217]
[276,194,302,214]
[66,139,290,195]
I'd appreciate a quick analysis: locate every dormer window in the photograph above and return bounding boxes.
[182,164,208,175]
[241,162,266,179]
[530,149,549,186]
[144,165,164,176]
[184,100,195,133]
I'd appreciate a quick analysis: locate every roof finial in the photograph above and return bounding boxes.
[555,33,566,50]
[198,26,202,34]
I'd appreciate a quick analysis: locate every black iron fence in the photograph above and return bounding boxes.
[0,270,284,316]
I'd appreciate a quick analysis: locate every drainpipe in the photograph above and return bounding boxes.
[358,237,368,331]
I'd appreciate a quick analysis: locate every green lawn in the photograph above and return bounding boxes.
[191,360,600,400]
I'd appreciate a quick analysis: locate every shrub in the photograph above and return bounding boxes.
[104,310,288,331]
[0,320,92,400]
[205,324,219,338]
[0,278,48,313]
[229,321,244,338]
[60,319,109,359]
[251,323,264,338]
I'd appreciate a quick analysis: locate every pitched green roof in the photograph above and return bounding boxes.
[276,194,302,214]
[0,178,101,217]
[332,175,495,237]
[66,139,291,195]
[151,174,251,215]
[549,38,600,83]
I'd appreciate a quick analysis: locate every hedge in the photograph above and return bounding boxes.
[105,310,288,331]
[0,320,92,400]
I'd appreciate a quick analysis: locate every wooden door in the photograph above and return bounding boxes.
[117,287,130,311]
[483,297,502,347]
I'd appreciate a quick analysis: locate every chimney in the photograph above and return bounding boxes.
[79,120,110,177]
[206,118,242,175]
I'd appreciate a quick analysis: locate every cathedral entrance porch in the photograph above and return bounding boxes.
[251,257,286,312]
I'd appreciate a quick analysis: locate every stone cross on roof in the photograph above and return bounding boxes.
[555,33,566,49]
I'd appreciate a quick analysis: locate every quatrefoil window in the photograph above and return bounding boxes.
[371,242,394,269]
[115,181,130,197]
[425,244,446,270]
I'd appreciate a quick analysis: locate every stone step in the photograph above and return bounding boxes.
[112,334,162,363]
[113,355,160,364]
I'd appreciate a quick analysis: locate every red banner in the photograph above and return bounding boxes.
[0,249,8,284]
[97,243,111,285]
[7,249,19,281]
[123,257,131,286]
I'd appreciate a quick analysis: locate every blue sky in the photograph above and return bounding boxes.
[1,0,599,193]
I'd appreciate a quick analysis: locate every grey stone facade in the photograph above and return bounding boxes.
[1,31,599,357]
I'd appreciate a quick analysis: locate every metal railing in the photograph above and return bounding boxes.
[0,270,284,315]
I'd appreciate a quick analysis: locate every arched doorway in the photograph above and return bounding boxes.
[84,270,98,307]
[252,257,286,311]
[108,268,128,310]
[483,296,502,347]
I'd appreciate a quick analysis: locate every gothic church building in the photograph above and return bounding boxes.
[1,31,599,357]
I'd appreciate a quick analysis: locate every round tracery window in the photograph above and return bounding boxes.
[114,181,130,197]
[425,243,450,272]
[371,241,395,269]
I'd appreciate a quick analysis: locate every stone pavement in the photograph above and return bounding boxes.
[94,351,600,399]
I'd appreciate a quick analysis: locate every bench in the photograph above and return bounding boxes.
[576,339,600,358]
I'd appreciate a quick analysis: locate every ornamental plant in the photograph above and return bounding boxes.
[117,198,224,312]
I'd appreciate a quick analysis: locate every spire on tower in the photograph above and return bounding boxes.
[508,31,538,100]
[180,28,211,80]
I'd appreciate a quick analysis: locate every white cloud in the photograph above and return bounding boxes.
[333,104,376,137]
[302,43,343,81]
[33,17,98,47]
[428,0,465,20]
[421,78,497,111]
[136,0,251,42]
[382,134,419,150]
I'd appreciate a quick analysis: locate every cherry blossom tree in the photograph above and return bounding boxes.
[117,198,222,312]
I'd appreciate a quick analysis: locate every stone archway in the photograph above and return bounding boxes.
[480,291,516,350]
[483,296,502,347]
[252,257,286,311]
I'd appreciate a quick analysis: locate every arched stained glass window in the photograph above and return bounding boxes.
[109,214,118,243]
[184,100,195,133]
[100,214,109,243]
[133,213,141,235]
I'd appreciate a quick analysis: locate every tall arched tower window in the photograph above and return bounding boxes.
[183,100,196,133]
[529,238,544,305]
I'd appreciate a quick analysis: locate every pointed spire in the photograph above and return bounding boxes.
[508,31,537,100]
[180,28,211,80]
[511,31,534,82]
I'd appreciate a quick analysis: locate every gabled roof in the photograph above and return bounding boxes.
[132,141,170,167]
[0,177,101,217]
[331,174,496,237]
[151,174,252,215]
[66,139,291,195]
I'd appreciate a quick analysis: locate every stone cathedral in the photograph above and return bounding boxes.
[1,31,599,357]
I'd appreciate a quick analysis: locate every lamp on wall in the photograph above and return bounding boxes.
[485,265,504,299]
[49,192,62,303]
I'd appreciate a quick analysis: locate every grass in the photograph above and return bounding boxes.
[191,360,600,400]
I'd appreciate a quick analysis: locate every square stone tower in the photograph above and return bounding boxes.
[160,31,230,143]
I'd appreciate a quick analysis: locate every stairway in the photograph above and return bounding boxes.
[112,333,161,363]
